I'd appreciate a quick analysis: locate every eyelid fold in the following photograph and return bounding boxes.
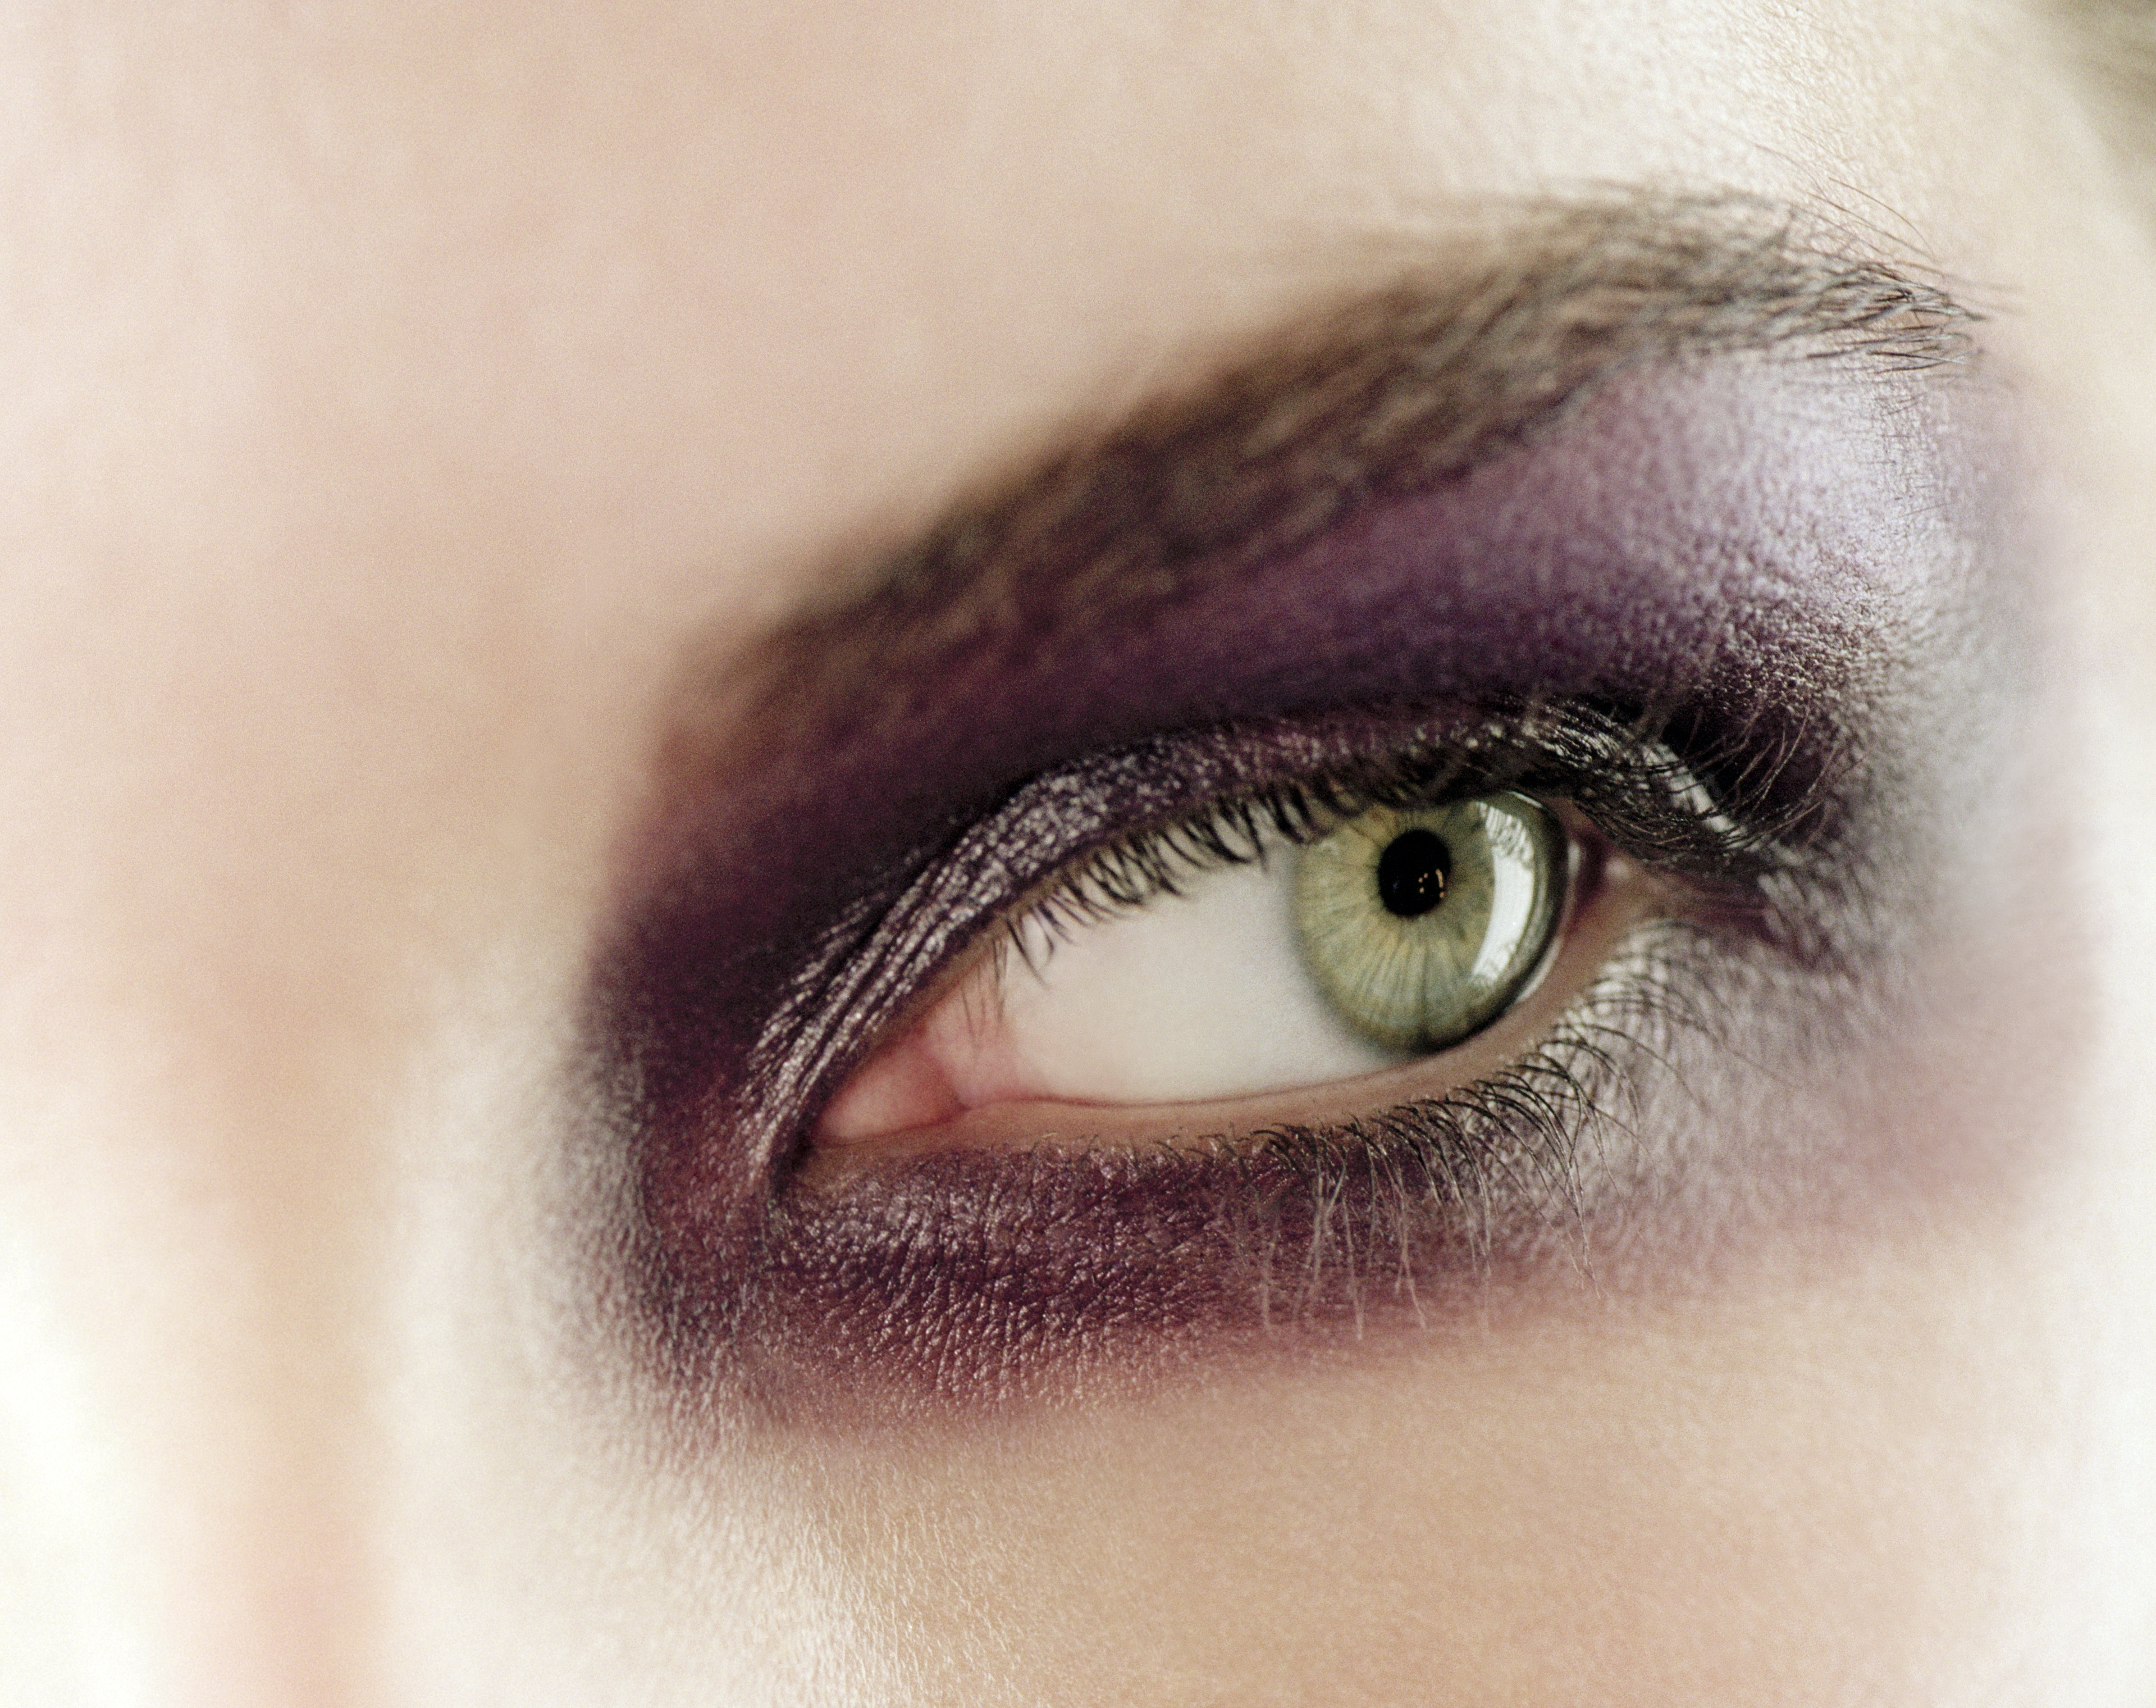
[585,357,2017,1419]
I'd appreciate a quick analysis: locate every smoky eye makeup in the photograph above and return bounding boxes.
[586,337,2023,1422]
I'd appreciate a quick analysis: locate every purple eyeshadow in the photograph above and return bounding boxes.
[582,354,2026,1421]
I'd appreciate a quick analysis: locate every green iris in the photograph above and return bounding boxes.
[1291,792,1567,1052]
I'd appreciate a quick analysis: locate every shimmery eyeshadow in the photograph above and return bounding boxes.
[583,354,2025,1421]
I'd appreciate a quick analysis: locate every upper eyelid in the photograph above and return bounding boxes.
[1008,700,1805,931]
[628,343,1977,1076]
[735,194,1972,733]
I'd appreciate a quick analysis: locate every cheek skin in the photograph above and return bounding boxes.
[673,701,2125,1701]
[784,1236,2077,1705]
[704,945,2114,1705]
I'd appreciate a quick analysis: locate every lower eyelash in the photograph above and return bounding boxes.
[1192,916,1713,1320]
[672,917,1723,1418]
[614,705,1847,1419]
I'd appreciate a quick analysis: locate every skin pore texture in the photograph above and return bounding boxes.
[0,3,2153,1707]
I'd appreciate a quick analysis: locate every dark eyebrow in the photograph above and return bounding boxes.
[743,190,1976,711]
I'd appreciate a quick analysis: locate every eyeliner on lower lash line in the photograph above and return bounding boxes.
[590,350,2023,1414]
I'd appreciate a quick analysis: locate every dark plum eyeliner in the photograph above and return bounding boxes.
[585,213,2019,1421]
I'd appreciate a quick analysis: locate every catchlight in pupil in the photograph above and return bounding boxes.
[1376,828,1450,918]
[1293,792,1566,1053]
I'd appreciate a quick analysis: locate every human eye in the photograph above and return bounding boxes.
[610,655,1913,1421]
[594,206,2006,1419]
[813,706,1749,1154]
[621,670,1868,1419]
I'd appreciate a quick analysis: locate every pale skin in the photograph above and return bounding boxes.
[0,1,2153,1703]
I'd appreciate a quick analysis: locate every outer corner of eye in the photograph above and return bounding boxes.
[813,786,1601,1156]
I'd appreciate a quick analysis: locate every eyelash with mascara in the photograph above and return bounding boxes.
[1005,700,1777,942]
[615,694,1849,1413]
[597,330,1998,1418]
[787,695,1803,1139]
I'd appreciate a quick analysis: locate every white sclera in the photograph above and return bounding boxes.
[990,852,1406,1106]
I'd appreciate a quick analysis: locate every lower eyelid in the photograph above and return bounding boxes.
[601,634,1937,1412]
[726,898,1752,1416]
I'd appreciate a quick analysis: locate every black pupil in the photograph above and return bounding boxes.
[1375,827,1450,919]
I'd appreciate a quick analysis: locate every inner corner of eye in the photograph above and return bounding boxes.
[813,790,1588,1152]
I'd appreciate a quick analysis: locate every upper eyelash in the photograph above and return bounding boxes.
[736,696,1826,1177]
[1007,698,1793,960]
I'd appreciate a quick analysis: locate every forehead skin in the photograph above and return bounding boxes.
[0,0,2152,1703]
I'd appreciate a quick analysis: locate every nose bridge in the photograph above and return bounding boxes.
[0,988,388,1708]
[0,484,527,1705]
[0,515,609,1706]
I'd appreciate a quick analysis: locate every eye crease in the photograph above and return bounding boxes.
[595,271,2007,1406]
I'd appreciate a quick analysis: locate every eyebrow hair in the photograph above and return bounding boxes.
[731,190,1976,726]
[608,192,2000,1367]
